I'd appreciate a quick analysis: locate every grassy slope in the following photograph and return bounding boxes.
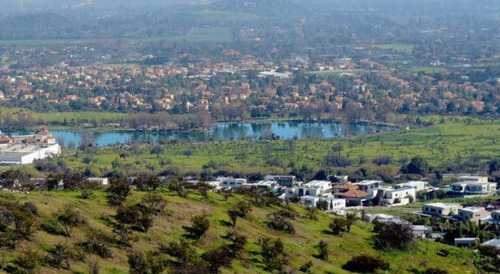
[0,190,476,273]
[65,116,500,174]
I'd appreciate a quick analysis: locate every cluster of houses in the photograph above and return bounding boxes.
[197,174,498,214]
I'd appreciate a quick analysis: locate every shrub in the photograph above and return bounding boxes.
[300,261,313,273]
[224,231,247,258]
[79,229,114,258]
[306,207,318,220]
[316,240,329,260]
[141,193,168,215]
[45,244,71,269]
[266,213,295,234]
[159,239,198,266]
[201,248,232,273]
[128,252,149,274]
[329,217,347,236]
[233,201,252,218]
[374,222,415,251]
[424,268,448,274]
[342,255,390,273]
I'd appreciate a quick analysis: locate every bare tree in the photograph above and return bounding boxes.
[79,131,94,151]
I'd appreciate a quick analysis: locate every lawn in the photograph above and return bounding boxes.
[371,44,414,55]
[407,66,448,74]
[309,69,366,78]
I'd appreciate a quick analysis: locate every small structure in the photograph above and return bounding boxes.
[412,225,432,238]
[354,180,382,198]
[482,210,500,224]
[297,180,332,197]
[481,238,500,249]
[454,237,478,248]
[87,177,109,187]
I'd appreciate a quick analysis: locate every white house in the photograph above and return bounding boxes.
[297,180,332,197]
[218,177,247,190]
[380,187,416,206]
[300,196,346,211]
[412,225,432,238]
[354,180,382,198]
[419,203,462,217]
[457,207,489,224]
[451,176,497,196]
[395,181,428,192]
[482,210,500,224]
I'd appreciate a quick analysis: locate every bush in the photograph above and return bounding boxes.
[424,268,448,274]
[128,252,149,274]
[342,255,390,273]
[201,248,232,273]
[316,240,329,260]
[266,212,295,234]
[374,222,415,251]
[106,178,131,206]
[141,193,168,215]
[329,217,347,236]
[79,229,114,258]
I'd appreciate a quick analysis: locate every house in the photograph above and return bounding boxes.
[297,180,332,197]
[454,237,478,248]
[300,196,346,212]
[218,177,247,190]
[363,213,399,223]
[87,177,109,187]
[457,207,489,224]
[334,188,368,206]
[264,175,300,187]
[243,180,277,190]
[419,203,462,218]
[395,181,428,192]
[379,187,416,206]
[451,176,497,196]
[482,210,500,224]
[353,180,382,198]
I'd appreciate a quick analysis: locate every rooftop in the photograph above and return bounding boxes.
[482,239,500,248]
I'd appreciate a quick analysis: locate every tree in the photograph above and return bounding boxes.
[201,248,231,273]
[329,217,347,236]
[106,178,131,206]
[227,210,239,227]
[186,214,210,241]
[266,212,295,234]
[150,145,164,157]
[345,212,358,233]
[256,237,288,271]
[78,131,94,151]
[374,222,415,251]
[141,193,167,215]
[402,156,430,175]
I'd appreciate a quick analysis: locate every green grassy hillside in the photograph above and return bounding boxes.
[0,190,476,273]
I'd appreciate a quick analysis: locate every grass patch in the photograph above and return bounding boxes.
[372,44,414,55]
[407,66,447,74]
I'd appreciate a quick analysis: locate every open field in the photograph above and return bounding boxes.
[407,66,448,74]
[0,190,476,273]
[371,44,414,55]
[61,116,500,175]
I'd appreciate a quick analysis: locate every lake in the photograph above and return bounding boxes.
[6,121,398,147]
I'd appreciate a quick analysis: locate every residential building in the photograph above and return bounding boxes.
[379,187,416,206]
[300,196,346,212]
[354,180,382,198]
[218,177,247,190]
[264,175,300,187]
[482,210,500,224]
[420,203,462,217]
[457,207,489,224]
[297,180,332,197]
[395,181,428,192]
[451,176,497,196]
[413,225,432,238]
